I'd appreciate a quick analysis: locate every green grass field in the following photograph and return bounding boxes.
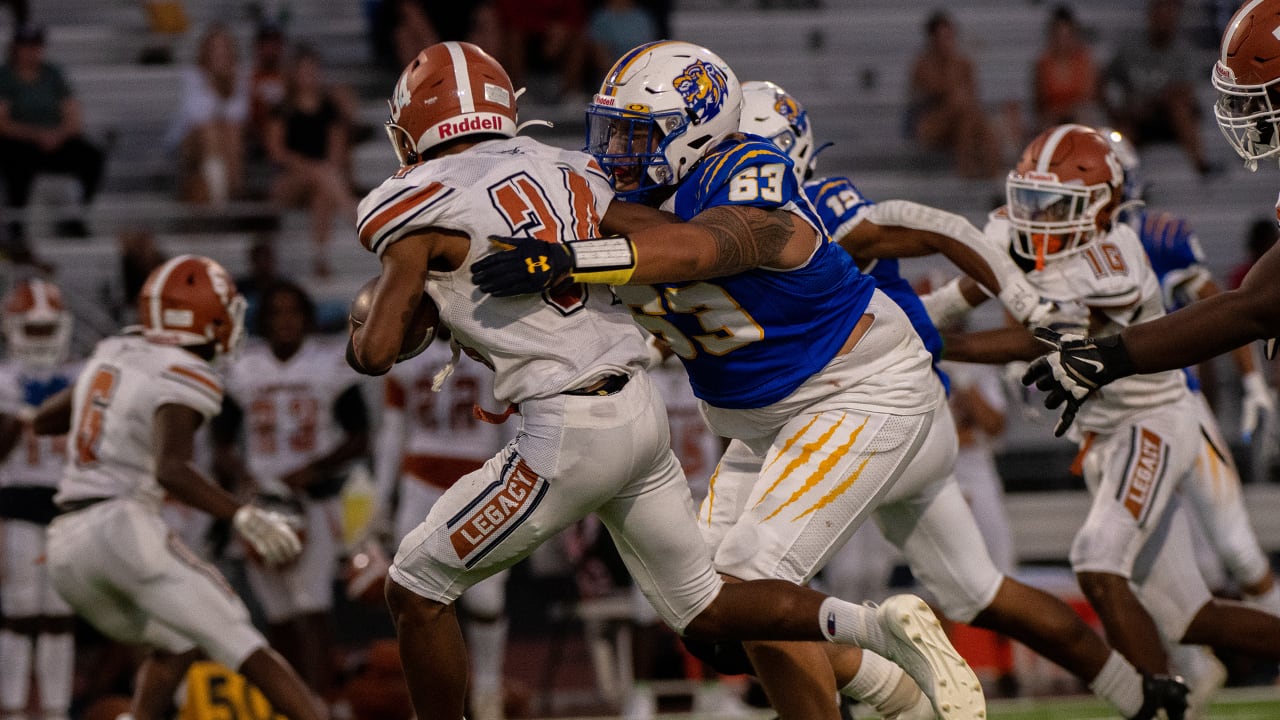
[984,687,1280,720]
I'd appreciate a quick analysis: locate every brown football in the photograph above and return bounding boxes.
[350,276,439,361]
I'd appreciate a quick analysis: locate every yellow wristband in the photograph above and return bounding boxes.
[567,236,637,285]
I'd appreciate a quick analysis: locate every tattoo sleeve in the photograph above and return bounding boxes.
[690,205,796,274]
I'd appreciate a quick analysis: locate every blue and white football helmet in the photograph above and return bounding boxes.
[586,41,742,202]
[739,80,815,184]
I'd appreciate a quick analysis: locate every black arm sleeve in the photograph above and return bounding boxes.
[209,395,244,446]
[333,384,370,435]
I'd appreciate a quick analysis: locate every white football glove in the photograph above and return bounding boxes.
[233,505,303,566]
[1241,371,1277,443]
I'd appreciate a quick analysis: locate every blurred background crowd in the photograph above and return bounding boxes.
[1,1,1280,719]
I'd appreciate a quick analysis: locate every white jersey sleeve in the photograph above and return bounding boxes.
[354,136,652,405]
[56,336,224,508]
[1014,222,1189,434]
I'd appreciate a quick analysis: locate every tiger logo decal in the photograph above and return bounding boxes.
[674,59,729,124]
[774,93,809,134]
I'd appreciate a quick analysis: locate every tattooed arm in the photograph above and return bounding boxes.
[615,205,818,283]
[350,228,468,375]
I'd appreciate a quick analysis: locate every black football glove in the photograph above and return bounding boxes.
[1130,674,1189,720]
[471,236,572,297]
[1021,327,1136,437]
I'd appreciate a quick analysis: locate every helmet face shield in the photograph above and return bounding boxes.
[585,105,683,201]
[385,118,418,167]
[1212,67,1280,167]
[1007,174,1105,264]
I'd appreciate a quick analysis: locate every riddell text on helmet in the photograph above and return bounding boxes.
[436,114,506,139]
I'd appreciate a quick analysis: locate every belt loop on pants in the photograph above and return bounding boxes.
[562,373,630,396]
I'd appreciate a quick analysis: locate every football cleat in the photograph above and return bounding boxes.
[1130,674,1190,720]
[876,594,986,719]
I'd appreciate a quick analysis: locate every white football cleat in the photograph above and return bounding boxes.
[876,594,987,719]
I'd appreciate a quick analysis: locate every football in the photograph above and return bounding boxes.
[350,276,439,361]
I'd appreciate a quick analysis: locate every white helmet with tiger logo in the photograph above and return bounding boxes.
[739,80,815,184]
[586,41,742,201]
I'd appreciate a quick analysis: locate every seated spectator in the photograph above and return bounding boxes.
[368,0,498,71]
[166,24,249,205]
[0,25,105,242]
[495,0,588,101]
[906,11,1003,178]
[248,23,287,153]
[263,45,358,278]
[1101,0,1215,176]
[118,227,166,321]
[1032,4,1101,131]
[588,0,659,78]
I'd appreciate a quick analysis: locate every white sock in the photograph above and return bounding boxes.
[0,629,32,713]
[1088,650,1144,718]
[819,597,888,654]
[466,618,508,693]
[1244,582,1280,617]
[36,632,73,717]
[840,651,923,717]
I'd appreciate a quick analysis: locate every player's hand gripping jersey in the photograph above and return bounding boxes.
[611,137,876,409]
[991,214,1188,433]
[54,335,223,509]
[358,136,651,403]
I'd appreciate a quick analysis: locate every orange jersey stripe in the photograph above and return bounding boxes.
[359,182,446,251]
[166,365,222,397]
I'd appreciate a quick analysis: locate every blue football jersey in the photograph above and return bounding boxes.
[613,137,875,409]
[1133,208,1205,392]
[804,176,949,392]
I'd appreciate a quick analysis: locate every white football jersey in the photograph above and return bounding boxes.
[357,136,651,404]
[55,335,223,508]
[223,336,360,496]
[649,358,722,501]
[0,359,78,488]
[986,217,1188,434]
[385,341,513,465]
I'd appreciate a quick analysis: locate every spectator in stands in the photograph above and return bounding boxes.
[167,24,249,205]
[1101,0,1216,176]
[368,0,500,71]
[1032,4,1101,131]
[236,234,280,334]
[494,0,588,102]
[248,23,287,154]
[117,227,166,320]
[1229,218,1279,290]
[0,25,105,242]
[906,11,1004,178]
[587,0,659,79]
[264,45,358,278]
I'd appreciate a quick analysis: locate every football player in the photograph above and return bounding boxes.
[33,256,322,720]
[212,280,370,695]
[0,279,78,720]
[1025,0,1280,433]
[371,334,515,720]
[736,81,1169,720]
[472,41,986,720]
[935,124,1280,693]
[351,41,983,720]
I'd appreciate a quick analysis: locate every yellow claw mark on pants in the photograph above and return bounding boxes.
[762,414,822,475]
[760,414,863,521]
[703,463,722,526]
[794,448,874,521]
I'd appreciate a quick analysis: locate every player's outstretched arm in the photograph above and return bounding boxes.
[31,387,72,436]
[473,205,819,296]
[942,325,1046,365]
[1121,243,1280,373]
[154,403,242,521]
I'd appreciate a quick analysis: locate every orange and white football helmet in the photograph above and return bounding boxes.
[137,255,245,356]
[1006,124,1123,267]
[2,278,71,369]
[1214,0,1280,169]
[384,41,518,167]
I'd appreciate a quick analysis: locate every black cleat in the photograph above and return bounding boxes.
[1130,674,1190,720]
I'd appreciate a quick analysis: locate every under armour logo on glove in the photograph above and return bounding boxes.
[1021,327,1136,437]
[472,236,572,296]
